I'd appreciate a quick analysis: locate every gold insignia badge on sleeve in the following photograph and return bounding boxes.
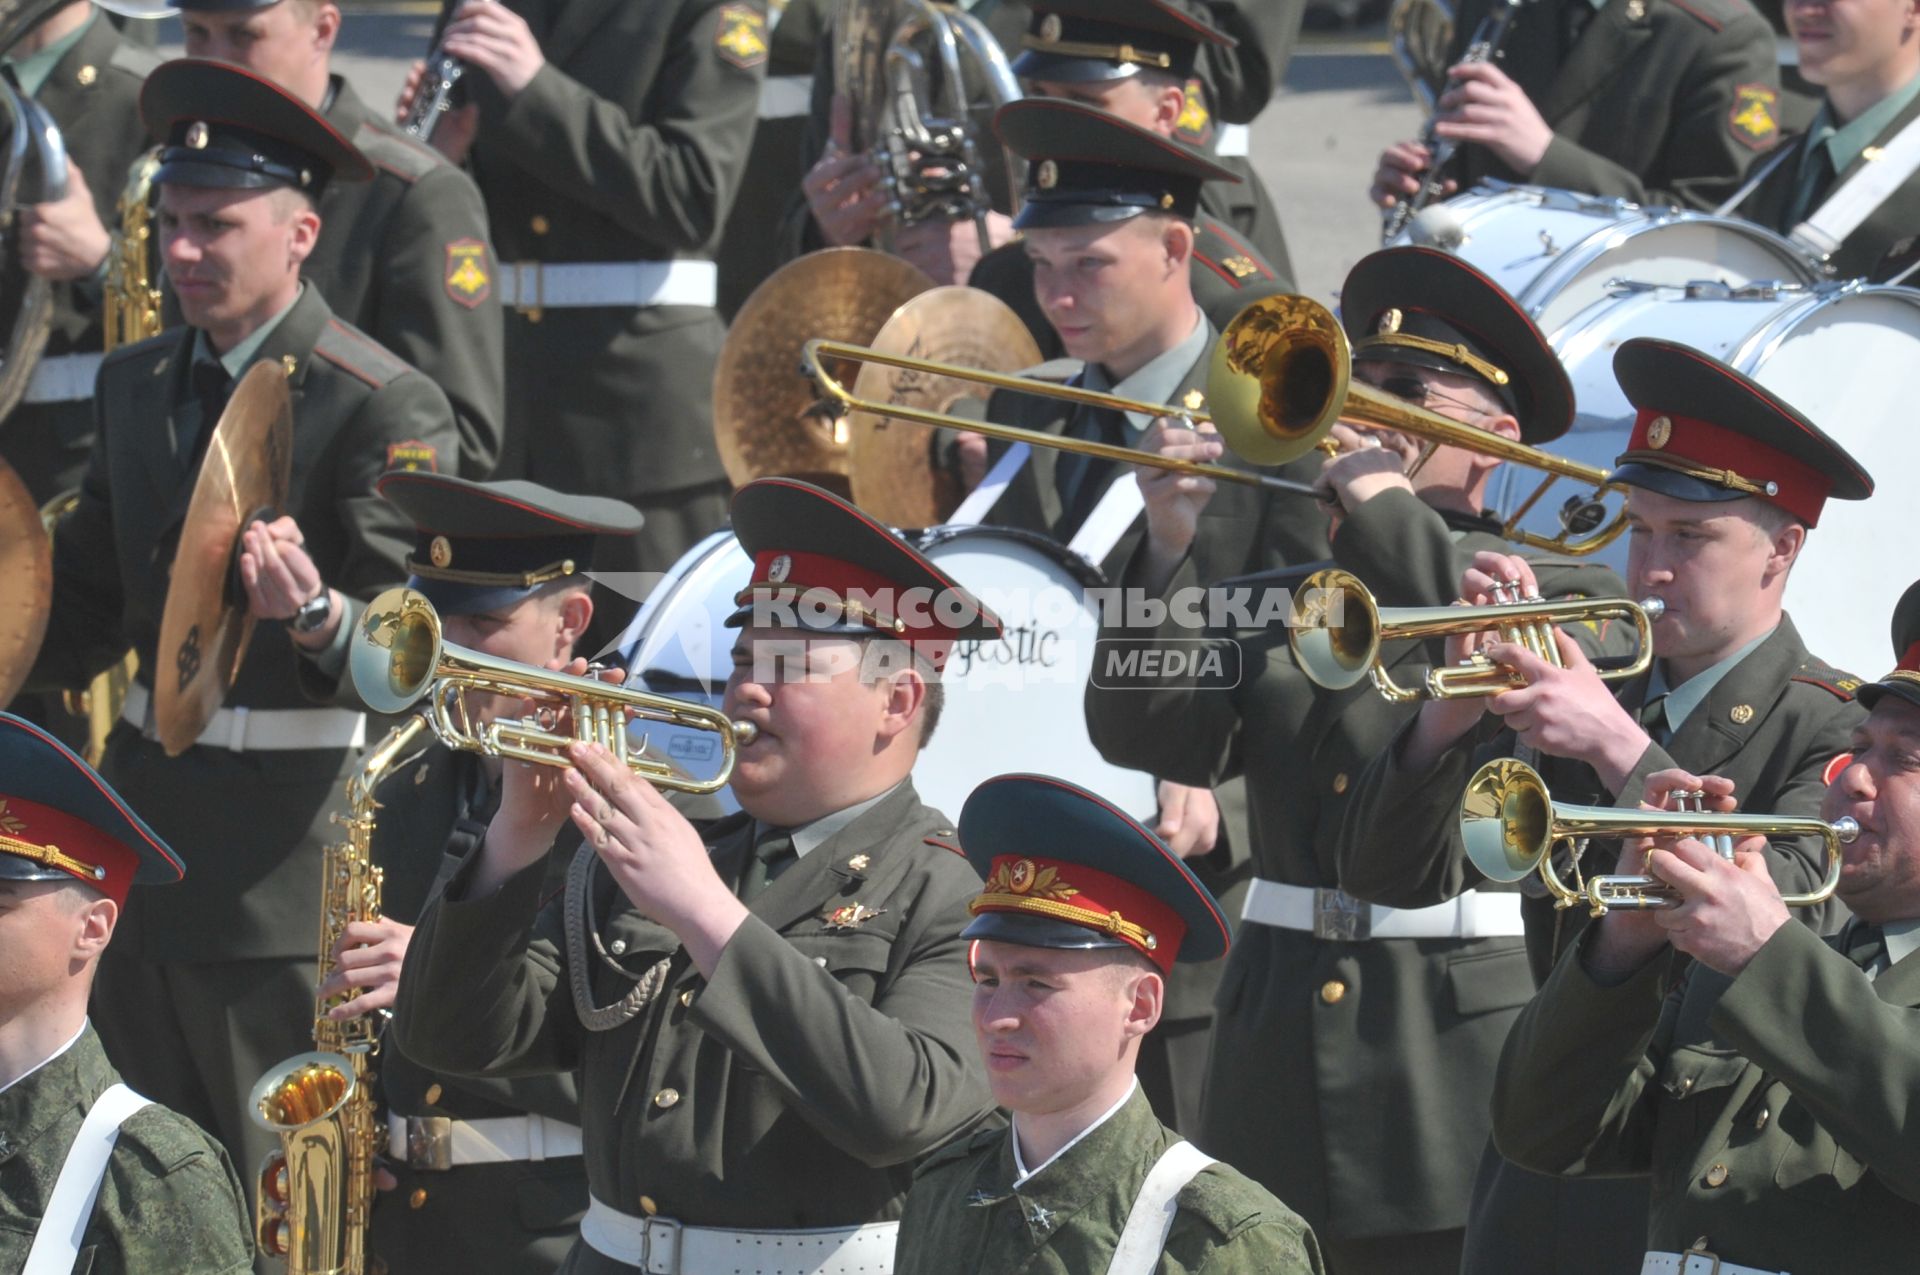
[390,442,442,476]
[715,3,770,69]
[1729,83,1780,151]
[444,239,492,309]
[1175,78,1213,145]
[821,902,885,930]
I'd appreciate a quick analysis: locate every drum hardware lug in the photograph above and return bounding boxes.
[1538,229,1558,256]
[1604,278,1667,296]
[1682,280,1736,300]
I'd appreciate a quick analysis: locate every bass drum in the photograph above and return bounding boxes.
[1388,181,1821,337]
[1488,281,1920,679]
[615,525,1159,824]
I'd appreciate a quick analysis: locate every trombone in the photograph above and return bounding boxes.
[1289,568,1662,702]
[1460,758,1854,916]
[804,293,1629,555]
[349,588,756,794]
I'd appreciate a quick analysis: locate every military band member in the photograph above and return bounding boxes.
[23,59,461,1181]
[0,0,157,505]
[319,474,644,1273]
[1336,339,1872,1275]
[0,712,253,1275]
[177,0,504,479]
[1728,0,1920,280]
[399,0,765,607]
[1086,247,1631,1275]
[392,477,999,1273]
[1492,578,1920,1274]
[1370,0,1782,214]
[894,774,1325,1274]
[968,0,1294,363]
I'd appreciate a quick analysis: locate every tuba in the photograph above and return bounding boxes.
[251,715,431,1275]
[834,0,1022,256]
[0,22,70,421]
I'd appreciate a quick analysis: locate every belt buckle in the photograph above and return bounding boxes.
[1313,887,1370,941]
[642,1216,683,1274]
[406,1115,453,1171]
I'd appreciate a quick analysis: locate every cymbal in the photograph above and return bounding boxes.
[714,248,935,494]
[0,456,50,708]
[154,362,292,756]
[847,286,1044,528]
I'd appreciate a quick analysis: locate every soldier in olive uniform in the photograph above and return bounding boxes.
[1371,0,1782,213]
[392,477,999,1273]
[1085,247,1632,1275]
[968,1,1294,363]
[897,774,1324,1274]
[318,474,647,1273]
[177,0,504,480]
[23,61,461,1181]
[0,712,253,1275]
[1336,339,1872,1275]
[1492,579,1920,1275]
[401,0,764,608]
[1,0,157,505]
[1724,0,1920,281]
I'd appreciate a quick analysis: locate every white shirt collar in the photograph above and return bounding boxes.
[1080,313,1210,432]
[755,780,903,860]
[1010,1078,1139,1187]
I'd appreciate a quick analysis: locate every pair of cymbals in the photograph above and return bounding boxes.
[0,457,50,708]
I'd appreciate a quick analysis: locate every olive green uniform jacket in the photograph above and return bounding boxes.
[1083,485,1630,1240]
[466,0,759,518]
[315,77,505,480]
[1737,86,1920,282]
[0,14,155,505]
[1336,613,1862,1272]
[1444,0,1780,210]
[0,1023,253,1274]
[896,1084,1325,1274]
[391,780,996,1274]
[1494,919,1920,1272]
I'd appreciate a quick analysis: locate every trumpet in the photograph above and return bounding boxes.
[348,588,755,793]
[1289,568,1662,702]
[1460,758,1854,916]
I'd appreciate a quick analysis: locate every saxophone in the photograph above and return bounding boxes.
[250,716,430,1275]
[103,148,162,351]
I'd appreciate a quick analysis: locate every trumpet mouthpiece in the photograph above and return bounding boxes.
[1640,597,1666,621]
[1834,816,1860,843]
[733,721,759,745]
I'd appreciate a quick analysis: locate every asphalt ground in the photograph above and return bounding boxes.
[149,11,1420,302]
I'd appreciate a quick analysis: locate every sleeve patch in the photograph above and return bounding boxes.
[1823,752,1853,786]
[387,439,440,473]
[1730,83,1781,151]
[1175,78,1214,146]
[715,4,770,70]
[444,238,493,308]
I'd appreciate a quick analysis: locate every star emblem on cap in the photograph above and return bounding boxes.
[1378,308,1402,335]
[1647,415,1672,449]
[185,120,209,149]
[1038,12,1063,42]
[768,553,791,583]
[430,535,454,569]
[1036,160,1058,190]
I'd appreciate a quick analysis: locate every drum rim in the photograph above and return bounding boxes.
[915,522,1109,591]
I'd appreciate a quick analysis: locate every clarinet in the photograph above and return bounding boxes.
[401,0,470,143]
[1382,0,1525,243]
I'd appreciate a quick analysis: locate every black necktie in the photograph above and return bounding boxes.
[1804,145,1839,218]
[739,828,795,905]
[181,360,234,463]
[1637,692,1670,747]
[1053,405,1127,538]
[1844,922,1886,976]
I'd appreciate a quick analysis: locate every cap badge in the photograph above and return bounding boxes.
[985,857,1078,902]
[1730,704,1755,724]
[185,121,210,150]
[429,535,453,569]
[821,902,885,931]
[1159,192,1175,209]
[1036,159,1058,191]
[1377,308,1403,335]
[1182,388,1206,412]
[1038,12,1063,43]
[0,800,24,837]
[1647,415,1672,449]
[767,553,791,583]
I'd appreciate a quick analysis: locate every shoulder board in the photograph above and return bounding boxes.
[1191,217,1276,290]
[314,320,414,389]
[912,1125,1003,1179]
[354,121,441,184]
[1792,667,1862,700]
[100,327,186,379]
[922,830,964,857]
[1017,358,1081,384]
[1662,0,1734,33]
[108,40,162,79]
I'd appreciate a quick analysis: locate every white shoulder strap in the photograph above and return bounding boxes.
[1104,1139,1217,1275]
[1791,111,1920,258]
[1066,475,1146,568]
[948,443,1029,528]
[1714,142,1798,217]
[24,1082,152,1275]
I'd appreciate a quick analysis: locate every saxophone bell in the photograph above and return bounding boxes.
[249,1052,357,1269]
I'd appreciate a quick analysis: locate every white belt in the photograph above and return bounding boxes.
[497,260,717,310]
[120,681,367,753]
[1642,1252,1788,1275]
[581,1198,898,1275]
[1216,123,1251,157]
[23,352,104,404]
[387,1111,583,1169]
[1242,878,1526,940]
[760,74,812,120]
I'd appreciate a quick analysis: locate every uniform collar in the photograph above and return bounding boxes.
[193,283,307,380]
[0,9,95,97]
[1884,916,1920,971]
[1800,68,1920,188]
[1011,1078,1137,1185]
[1645,625,1776,736]
[968,1083,1162,1249]
[0,1019,87,1098]
[1080,311,1210,432]
[753,780,905,861]
[0,1021,110,1167]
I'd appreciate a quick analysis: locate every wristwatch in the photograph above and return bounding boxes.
[290,591,334,634]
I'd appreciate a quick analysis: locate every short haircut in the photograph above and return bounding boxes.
[862,637,945,746]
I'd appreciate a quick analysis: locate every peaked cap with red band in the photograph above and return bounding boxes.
[1611,339,1873,528]
[725,478,1000,672]
[0,712,184,907]
[1340,246,1574,444]
[996,97,1238,229]
[1858,579,1920,712]
[957,773,1230,974]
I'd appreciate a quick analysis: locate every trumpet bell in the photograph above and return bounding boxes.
[351,588,442,715]
[1207,295,1351,468]
[1461,758,1552,882]
[1286,569,1382,692]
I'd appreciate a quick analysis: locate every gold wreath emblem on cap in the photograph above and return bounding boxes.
[185,121,210,150]
[429,535,453,569]
[767,553,792,584]
[1377,308,1403,335]
[1038,12,1063,42]
[1647,415,1672,449]
[1007,858,1037,894]
[1036,159,1059,191]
